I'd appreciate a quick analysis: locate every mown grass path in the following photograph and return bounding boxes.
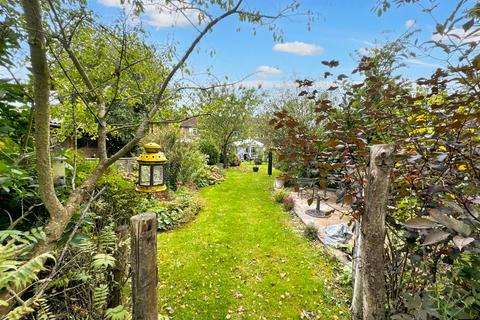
[157,164,349,319]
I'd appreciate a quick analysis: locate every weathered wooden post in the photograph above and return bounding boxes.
[351,144,394,320]
[131,212,158,320]
[267,150,273,176]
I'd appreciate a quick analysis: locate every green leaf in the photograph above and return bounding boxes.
[462,19,475,31]
[105,305,131,320]
[92,253,116,269]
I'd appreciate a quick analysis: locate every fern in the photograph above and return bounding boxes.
[98,224,116,253]
[105,305,131,320]
[6,305,35,320]
[93,284,109,313]
[0,228,46,246]
[91,253,116,269]
[0,252,55,289]
[0,241,27,272]
[77,238,96,255]
[35,298,56,320]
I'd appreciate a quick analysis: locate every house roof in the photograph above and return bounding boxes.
[180,117,198,128]
[234,139,264,147]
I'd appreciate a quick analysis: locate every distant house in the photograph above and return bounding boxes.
[179,117,198,137]
[51,119,100,157]
[234,139,264,161]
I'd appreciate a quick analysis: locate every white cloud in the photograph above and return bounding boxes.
[405,19,416,29]
[98,0,127,8]
[98,0,201,28]
[273,41,324,56]
[432,27,480,43]
[143,3,199,28]
[405,58,442,68]
[255,65,282,78]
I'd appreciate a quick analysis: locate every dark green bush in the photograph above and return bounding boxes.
[303,223,318,241]
[199,140,220,165]
[227,151,241,167]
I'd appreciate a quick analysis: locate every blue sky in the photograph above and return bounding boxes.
[90,0,478,90]
[8,1,476,90]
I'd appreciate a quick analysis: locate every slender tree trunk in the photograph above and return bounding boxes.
[222,144,229,169]
[1,1,67,314]
[97,103,108,160]
[359,144,394,320]
[21,0,67,234]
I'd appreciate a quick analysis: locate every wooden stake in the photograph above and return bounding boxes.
[131,212,158,320]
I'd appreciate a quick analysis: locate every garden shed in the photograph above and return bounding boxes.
[234,139,264,161]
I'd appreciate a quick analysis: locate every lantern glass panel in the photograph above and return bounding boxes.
[153,165,164,185]
[139,165,151,186]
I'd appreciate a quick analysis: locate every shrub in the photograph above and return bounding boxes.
[143,127,209,189]
[273,188,288,203]
[282,195,294,211]
[227,151,241,167]
[255,150,264,164]
[147,188,202,231]
[199,140,220,165]
[206,166,225,185]
[303,223,318,241]
[156,206,182,231]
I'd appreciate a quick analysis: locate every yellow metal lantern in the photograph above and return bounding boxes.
[136,143,168,192]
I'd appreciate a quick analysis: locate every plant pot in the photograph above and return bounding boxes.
[274,176,286,188]
[252,166,259,172]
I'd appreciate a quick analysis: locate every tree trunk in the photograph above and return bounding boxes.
[21,0,66,225]
[360,144,394,320]
[222,144,229,169]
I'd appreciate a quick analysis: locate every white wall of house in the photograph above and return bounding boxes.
[234,139,264,161]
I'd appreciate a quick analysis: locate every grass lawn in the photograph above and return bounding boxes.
[157,163,350,319]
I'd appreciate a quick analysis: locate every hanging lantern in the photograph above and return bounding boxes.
[136,143,168,193]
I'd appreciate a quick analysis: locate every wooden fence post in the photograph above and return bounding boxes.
[131,212,158,320]
[351,144,394,320]
[351,219,363,320]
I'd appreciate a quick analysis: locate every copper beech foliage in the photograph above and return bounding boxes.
[271,47,480,316]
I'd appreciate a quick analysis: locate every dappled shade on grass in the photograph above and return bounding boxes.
[157,164,349,319]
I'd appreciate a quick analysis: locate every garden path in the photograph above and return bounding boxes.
[157,164,349,319]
